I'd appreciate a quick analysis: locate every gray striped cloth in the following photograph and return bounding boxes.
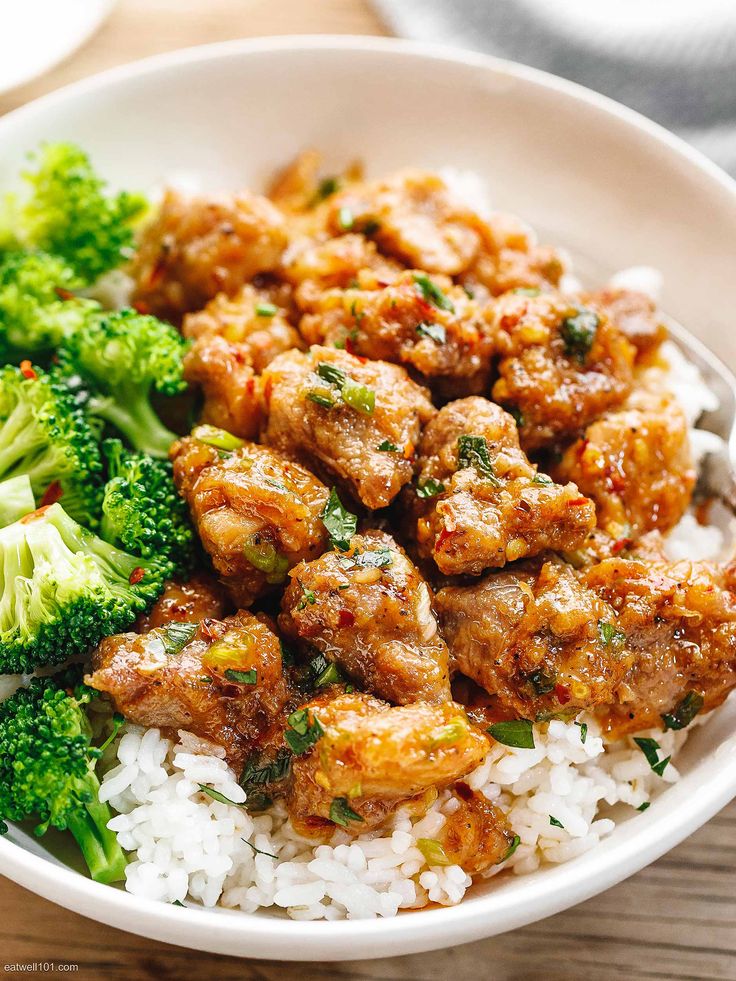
[374,0,736,176]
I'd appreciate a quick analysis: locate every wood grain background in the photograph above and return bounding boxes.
[1,2,734,978]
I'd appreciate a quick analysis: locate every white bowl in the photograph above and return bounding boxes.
[1,36,735,961]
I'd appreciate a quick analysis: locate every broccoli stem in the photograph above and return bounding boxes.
[91,389,178,459]
[65,797,127,884]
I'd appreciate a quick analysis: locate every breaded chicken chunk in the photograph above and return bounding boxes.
[171,433,329,606]
[135,573,228,632]
[279,530,451,705]
[183,335,263,439]
[262,346,435,509]
[410,397,595,575]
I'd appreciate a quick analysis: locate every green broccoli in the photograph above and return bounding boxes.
[0,670,127,884]
[0,474,35,527]
[8,142,148,284]
[0,250,100,363]
[101,438,194,575]
[0,501,168,674]
[0,364,103,526]
[57,308,189,458]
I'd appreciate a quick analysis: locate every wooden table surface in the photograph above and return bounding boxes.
[1,2,734,978]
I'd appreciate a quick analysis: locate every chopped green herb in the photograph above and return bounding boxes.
[341,377,375,415]
[428,719,467,748]
[337,206,354,230]
[314,661,342,687]
[526,669,556,696]
[320,487,357,551]
[172,900,186,907]
[296,581,317,611]
[416,322,446,344]
[512,287,541,297]
[637,802,651,812]
[329,796,364,827]
[199,675,212,684]
[240,749,292,793]
[264,477,288,491]
[531,473,553,485]
[198,785,243,806]
[549,816,564,829]
[416,478,445,499]
[192,424,244,451]
[488,719,535,749]
[307,390,336,409]
[413,273,454,312]
[285,708,324,755]
[224,668,257,685]
[314,176,340,202]
[560,308,599,363]
[457,434,501,485]
[317,362,347,387]
[498,834,521,863]
[597,620,626,649]
[255,302,277,317]
[508,405,526,429]
[345,684,355,694]
[97,712,125,754]
[243,535,289,583]
[633,737,671,777]
[161,621,198,657]
[377,440,400,452]
[354,547,393,569]
[279,639,296,667]
[662,690,704,731]
[416,838,451,866]
[243,838,277,859]
[575,721,588,745]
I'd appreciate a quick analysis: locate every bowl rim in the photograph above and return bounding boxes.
[0,33,735,961]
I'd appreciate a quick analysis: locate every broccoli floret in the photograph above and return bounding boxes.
[10,143,148,284]
[0,502,168,674]
[0,670,127,883]
[0,364,103,526]
[101,439,194,575]
[0,474,35,527]
[57,308,189,458]
[0,250,100,363]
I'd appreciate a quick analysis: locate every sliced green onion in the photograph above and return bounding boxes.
[255,302,278,317]
[341,377,375,415]
[416,838,451,866]
[416,322,446,344]
[413,273,454,312]
[329,797,364,827]
[192,425,244,451]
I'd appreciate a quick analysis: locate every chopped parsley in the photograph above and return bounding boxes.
[633,737,671,777]
[337,206,354,230]
[549,816,564,829]
[296,582,317,611]
[413,273,454,312]
[161,621,198,657]
[531,473,553,485]
[306,652,344,689]
[416,478,445,499]
[498,834,521,864]
[560,308,599,363]
[637,802,651,812]
[416,322,446,344]
[526,669,556,696]
[320,487,357,551]
[255,302,277,317]
[284,708,324,755]
[354,547,393,569]
[597,620,626,649]
[377,440,400,452]
[329,797,364,828]
[279,639,296,667]
[662,690,704,731]
[198,785,243,806]
[240,749,292,793]
[508,406,526,429]
[457,434,501,485]
[224,668,257,685]
[313,176,340,203]
[575,721,588,745]
[312,361,375,415]
[487,719,535,749]
[243,839,277,859]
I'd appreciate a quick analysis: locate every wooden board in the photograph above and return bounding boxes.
[1,2,734,977]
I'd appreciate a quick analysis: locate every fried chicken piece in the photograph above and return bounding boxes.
[298,270,496,399]
[182,284,301,372]
[436,557,634,719]
[437,782,515,874]
[135,573,228,632]
[410,398,595,575]
[285,690,488,835]
[491,292,636,450]
[555,389,695,538]
[170,435,329,606]
[262,346,435,509]
[461,212,565,297]
[87,611,292,770]
[131,188,288,321]
[183,335,263,439]
[587,288,668,362]
[583,556,736,736]
[279,530,451,705]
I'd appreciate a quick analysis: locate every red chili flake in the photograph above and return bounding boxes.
[337,609,355,628]
[554,684,571,705]
[20,505,51,524]
[39,481,63,506]
[19,360,37,380]
[54,286,77,301]
[611,537,633,554]
[566,497,590,507]
[129,567,146,585]
[132,300,150,315]
[345,337,358,355]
